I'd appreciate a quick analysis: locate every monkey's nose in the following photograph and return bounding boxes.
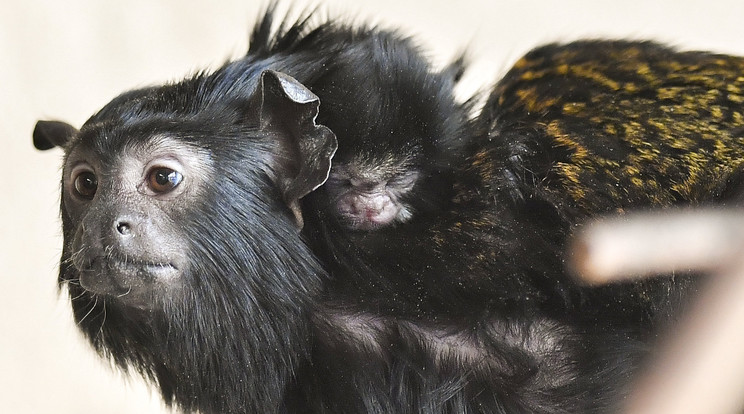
[115,220,132,236]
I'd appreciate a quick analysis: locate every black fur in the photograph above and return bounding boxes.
[306,28,469,228]
[476,40,744,335]
[53,68,333,413]
[34,9,691,414]
[248,11,629,413]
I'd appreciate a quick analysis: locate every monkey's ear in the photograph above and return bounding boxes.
[33,120,78,150]
[255,70,338,228]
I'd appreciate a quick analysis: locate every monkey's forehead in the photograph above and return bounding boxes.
[71,106,262,155]
[334,151,421,179]
[65,132,212,168]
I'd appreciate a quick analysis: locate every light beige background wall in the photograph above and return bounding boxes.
[3,1,744,413]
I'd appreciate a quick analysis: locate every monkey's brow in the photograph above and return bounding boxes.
[347,153,418,175]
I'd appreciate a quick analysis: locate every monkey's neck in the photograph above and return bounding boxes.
[140,287,313,413]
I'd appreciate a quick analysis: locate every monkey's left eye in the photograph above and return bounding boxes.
[148,167,183,193]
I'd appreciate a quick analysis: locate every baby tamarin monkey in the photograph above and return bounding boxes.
[308,32,469,230]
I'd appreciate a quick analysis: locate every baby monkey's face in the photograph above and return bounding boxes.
[325,155,420,231]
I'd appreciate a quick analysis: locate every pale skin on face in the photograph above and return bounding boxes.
[62,135,212,306]
[326,156,420,230]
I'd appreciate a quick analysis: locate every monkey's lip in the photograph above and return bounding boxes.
[85,256,178,276]
[339,211,398,231]
[107,257,176,272]
[77,256,179,301]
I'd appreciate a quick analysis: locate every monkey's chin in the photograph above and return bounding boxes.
[78,258,178,308]
[346,219,392,231]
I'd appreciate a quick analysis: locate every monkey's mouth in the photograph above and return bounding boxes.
[335,195,413,231]
[104,257,177,274]
[338,207,401,231]
[85,255,177,276]
[77,255,179,302]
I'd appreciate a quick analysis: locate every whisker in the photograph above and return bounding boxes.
[77,295,99,326]
[116,286,132,298]
[98,300,108,335]
[70,285,89,302]
[64,245,90,267]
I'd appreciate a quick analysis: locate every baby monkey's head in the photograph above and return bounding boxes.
[326,150,422,230]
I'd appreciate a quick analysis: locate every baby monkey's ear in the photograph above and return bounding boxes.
[33,120,79,150]
[253,70,338,228]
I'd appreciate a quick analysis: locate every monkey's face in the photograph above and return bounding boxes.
[61,134,212,309]
[325,154,420,230]
[37,70,337,317]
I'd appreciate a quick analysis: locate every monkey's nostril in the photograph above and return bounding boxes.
[116,221,132,236]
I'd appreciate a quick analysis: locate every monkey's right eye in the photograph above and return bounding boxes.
[73,171,98,199]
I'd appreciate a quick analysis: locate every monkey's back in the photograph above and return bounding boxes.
[482,40,744,218]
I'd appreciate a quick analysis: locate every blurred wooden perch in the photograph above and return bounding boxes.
[569,208,744,414]
[570,209,744,284]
